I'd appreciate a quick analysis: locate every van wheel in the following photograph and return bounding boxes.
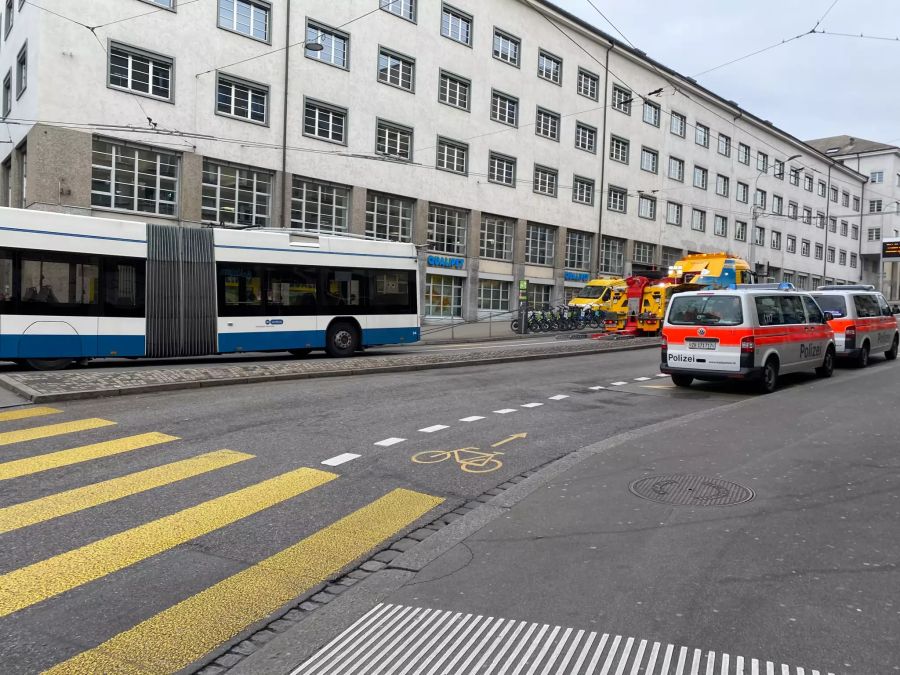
[288,348,312,358]
[816,346,835,378]
[326,321,359,358]
[855,342,870,368]
[25,358,76,371]
[671,374,693,388]
[758,358,779,394]
[885,335,898,361]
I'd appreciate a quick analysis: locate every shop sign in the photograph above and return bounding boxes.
[882,238,900,260]
[427,255,465,270]
[564,271,590,282]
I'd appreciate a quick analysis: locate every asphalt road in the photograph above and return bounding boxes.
[0,346,893,673]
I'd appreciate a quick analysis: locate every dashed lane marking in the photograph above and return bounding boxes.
[419,425,449,434]
[290,603,836,675]
[634,377,651,381]
[321,453,361,467]
[374,438,406,447]
[0,418,116,447]
[548,395,569,400]
[656,373,668,377]
[0,406,62,423]
[589,386,606,390]
[610,381,628,386]
[45,491,444,675]
[460,416,485,423]
[493,409,517,415]
[520,403,543,408]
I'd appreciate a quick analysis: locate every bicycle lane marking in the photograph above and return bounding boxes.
[408,434,529,475]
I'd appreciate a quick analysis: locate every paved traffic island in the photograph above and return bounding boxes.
[0,336,660,403]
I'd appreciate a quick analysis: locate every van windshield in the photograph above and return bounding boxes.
[810,294,847,318]
[575,286,605,299]
[668,295,743,326]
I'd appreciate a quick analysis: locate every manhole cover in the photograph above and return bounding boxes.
[629,474,754,506]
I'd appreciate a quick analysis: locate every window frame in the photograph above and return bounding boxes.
[215,71,269,126]
[90,137,179,217]
[694,123,709,148]
[639,194,657,220]
[440,3,473,47]
[487,151,516,187]
[304,18,350,70]
[435,136,468,175]
[643,100,660,127]
[717,133,731,157]
[607,184,627,213]
[490,89,519,127]
[533,164,559,198]
[611,84,632,114]
[609,135,629,164]
[290,176,351,234]
[525,223,556,266]
[535,106,561,142]
[107,41,174,103]
[14,41,25,99]
[738,143,750,165]
[492,27,520,67]
[572,175,595,206]
[666,201,683,226]
[377,45,416,93]
[574,121,597,154]
[375,118,414,162]
[576,67,599,101]
[537,48,563,85]
[640,147,658,174]
[480,215,514,260]
[438,70,470,112]
[380,0,416,23]
[302,97,348,146]
[669,111,686,137]
[201,158,272,228]
[217,0,271,43]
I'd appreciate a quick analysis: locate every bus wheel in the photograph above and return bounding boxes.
[288,348,312,358]
[326,321,359,358]
[25,358,76,371]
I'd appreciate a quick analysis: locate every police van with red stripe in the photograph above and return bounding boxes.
[661,284,836,393]
[810,285,899,368]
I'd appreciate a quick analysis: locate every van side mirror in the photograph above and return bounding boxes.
[823,311,834,322]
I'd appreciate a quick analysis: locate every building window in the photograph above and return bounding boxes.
[91,139,178,215]
[869,199,883,213]
[426,274,462,318]
[535,108,560,141]
[218,0,270,41]
[607,185,627,213]
[480,215,513,260]
[715,174,729,197]
[640,147,658,173]
[870,170,884,184]
[850,253,857,268]
[611,85,631,113]
[527,283,553,309]
[789,167,800,186]
[803,174,813,192]
[609,136,629,163]
[828,217,837,233]
[851,224,859,240]
[145,0,174,6]
[787,201,798,219]
[802,207,812,224]
[735,220,747,241]
[868,227,881,241]
[814,243,823,260]
[378,48,415,91]
[216,74,268,124]
[478,279,511,311]
[375,119,413,161]
[670,111,686,137]
[572,176,594,206]
[754,189,766,209]
[754,226,765,246]
[15,43,25,97]
[837,220,847,236]
[575,122,596,153]
[109,43,172,101]
[691,208,706,232]
[774,159,784,179]
[441,4,472,46]
[366,192,413,242]
[639,195,656,220]
[1,71,9,117]
[786,235,796,253]
[693,166,708,190]
[643,100,660,127]
[201,160,270,227]
[816,211,825,228]
[830,185,838,202]
[491,90,518,126]
[841,191,849,207]
[633,241,655,265]
[565,231,592,270]
[4,0,12,35]
[827,247,835,263]
[533,165,558,197]
[438,71,469,110]
[488,152,516,186]
[772,194,783,214]
[305,22,348,68]
[783,272,794,285]
[852,196,860,211]
[290,178,350,234]
[714,214,727,237]
[525,223,555,265]
[771,231,781,250]
[600,236,625,275]
[537,50,562,84]
[736,182,748,203]
[666,202,682,226]
[428,204,468,255]
[381,0,416,22]
[738,143,750,165]
[577,68,598,100]
[695,123,709,148]
[717,133,731,157]
[662,247,682,267]
[817,180,826,198]
[839,249,847,266]
[493,29,520,66]
[303,99,347,144]
[664,156,683,182]
[757,152,768,172]
[436,137,468,174]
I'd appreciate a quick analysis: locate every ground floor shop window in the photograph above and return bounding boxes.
[425,274,462,318]
[565,287,583,303]
[526,283,553,309]
[477,279,510,311]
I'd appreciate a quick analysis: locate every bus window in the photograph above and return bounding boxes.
[323,269,367,308]
[370,270,415,314]
[0,252,11,302]
[20,257,99,306]
[268,267,317,315]
[219,264,263,314]
[103,260,145,317]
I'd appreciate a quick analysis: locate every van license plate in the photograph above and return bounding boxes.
[686,339,718,350]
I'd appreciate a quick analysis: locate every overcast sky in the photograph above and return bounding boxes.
[552,0,900,145]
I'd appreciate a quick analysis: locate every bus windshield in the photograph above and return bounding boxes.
[668,295,743,326]
[575,285,605,300]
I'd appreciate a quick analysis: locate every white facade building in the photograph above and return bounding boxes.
[0,0,872,322]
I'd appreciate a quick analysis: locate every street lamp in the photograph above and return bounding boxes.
[750,153,801,280]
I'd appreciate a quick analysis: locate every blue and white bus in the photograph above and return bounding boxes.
[0,208,420,369]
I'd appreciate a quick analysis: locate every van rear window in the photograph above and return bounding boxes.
[810,294,847,318]
[668,295,743,326]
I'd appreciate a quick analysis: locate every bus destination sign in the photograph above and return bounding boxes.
[883,238,900,260]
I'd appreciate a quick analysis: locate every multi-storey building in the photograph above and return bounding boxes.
[0,0,872,323]
[806,135,900,300]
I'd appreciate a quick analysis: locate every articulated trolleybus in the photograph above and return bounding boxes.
[0,208,420,369]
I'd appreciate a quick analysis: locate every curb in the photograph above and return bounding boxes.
[0,341,658,404]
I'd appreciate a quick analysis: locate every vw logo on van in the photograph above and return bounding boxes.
[697,327,707,337]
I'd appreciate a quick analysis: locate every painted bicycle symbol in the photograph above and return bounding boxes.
[411,447,504,474]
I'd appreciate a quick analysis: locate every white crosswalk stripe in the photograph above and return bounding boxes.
[290,604,836,675]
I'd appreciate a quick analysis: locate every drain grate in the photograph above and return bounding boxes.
[629,474,754,506]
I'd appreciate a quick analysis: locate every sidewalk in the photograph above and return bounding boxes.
[231,362,900,675]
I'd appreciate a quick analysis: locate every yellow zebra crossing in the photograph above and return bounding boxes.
[0,409,444,674]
